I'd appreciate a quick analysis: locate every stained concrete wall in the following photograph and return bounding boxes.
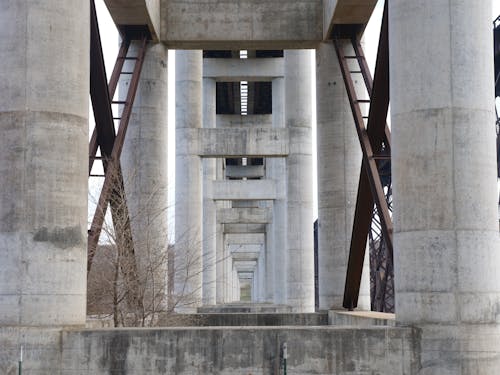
[62,326,418,374]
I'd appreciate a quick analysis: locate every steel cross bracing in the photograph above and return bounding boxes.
[87,0,148,309]
[334,2,395,312]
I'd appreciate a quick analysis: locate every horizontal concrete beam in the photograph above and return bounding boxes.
[161,0,322,49]
[225,233,264,245]
[323,0,378,39]
[199,128,288,157]
[104,0,160,41]
[226,165,265,179]
[233,260,258,272]
[217,208,272,224]
[217,115,272,128]
[211,180,276,201]
[203,58,283,81]
[224,224,267,234]
[238,271,253,283]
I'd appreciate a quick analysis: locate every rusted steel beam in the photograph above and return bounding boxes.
[89,0,117,174]
[337,1,393,310]
[87,35,148,271]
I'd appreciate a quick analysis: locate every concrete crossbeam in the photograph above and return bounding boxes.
[323,0,378,39]
[203,58,283,82]
[225,233,265,245]
[217,208,272,224]
[211,180,276,201]
[161,0,322,49]
[229,243,261,254]
[230,251,260,262]
[224,224,267,234]
[225,165,265,179]
[233,260,258,272]
[217,115,272,128]
[104,0,160,41]
[199,128,288,157]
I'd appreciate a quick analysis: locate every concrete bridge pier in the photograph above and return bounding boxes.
[390,1,500,373]
[175,50,203,312]
[202,77,217,306]
[269,76,287,305]
[284,50,315,312]
[121,42,169,307]
[0,0,89,371]
[315,41,370,311]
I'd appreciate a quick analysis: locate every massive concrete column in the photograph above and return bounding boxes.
[0,0,88,326]
[0,1,88,371]
[284,50,315,312]
[175,50,203,311]
[316,42,370,311]
[390,2,500,373]
[202,77,217,305]
[268,77,287,304]
[121,42,169,308]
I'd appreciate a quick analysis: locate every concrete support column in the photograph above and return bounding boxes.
[215,216,224,304]
[284,50,315,312]
[202,77,217,306]
[223,236,232,302]
[175,50,203,312]
[121,42,169,308]
[0,0,89,327]
[315,42,370,310]
[268,77,287,304]
[390,2,500,373]
[257,251,266,302]
[0,1,88,370]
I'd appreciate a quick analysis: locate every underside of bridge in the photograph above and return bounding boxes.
[0,1,499,374]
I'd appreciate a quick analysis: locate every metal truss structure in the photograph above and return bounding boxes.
[335,3,394,312]
[87,0,148,308]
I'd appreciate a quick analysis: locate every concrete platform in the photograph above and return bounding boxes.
[329,310,396,327]
[158,312,329,327]
[197,303,293,314]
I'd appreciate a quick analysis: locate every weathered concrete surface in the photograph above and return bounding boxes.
[158,312,328,326]
[202,77,217,306]
[203,58,284,81]
[225,165,265,179]
[62,326,418,374]
[199,127,289,157]
[217,114,272,128]
[217,208,272,224]
[268,77,287,305]
[104,0,160,41]
[285,51,315,312]
[175,50,203,312]
[121,42,169,304]
[390,1,500,373]
[161,0,322,49]
[211,180,276,201]
[0,0,88,327]
[224,223,267,234]
[0,327,66,374]
[329,310,396,327]
[198,303,292,313]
